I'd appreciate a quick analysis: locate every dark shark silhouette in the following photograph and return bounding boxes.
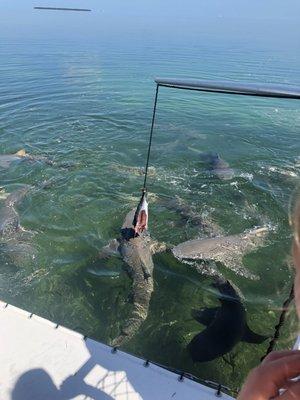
[188,278,268,362]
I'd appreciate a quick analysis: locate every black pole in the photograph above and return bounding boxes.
[261,285,294,360]
[143,84,159,190]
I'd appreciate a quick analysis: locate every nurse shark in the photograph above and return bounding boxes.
[0,185,36,266]
[0,185,31,237]
[98,194,165,347]
[172,227,268,280]
[0,149,54,169]
[188,278,268,362]
[188,148,235,180]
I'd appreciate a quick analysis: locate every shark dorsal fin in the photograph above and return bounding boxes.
[241,323,269,344]
[15,149,26,157]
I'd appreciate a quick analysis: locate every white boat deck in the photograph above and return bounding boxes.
[0,300,235,400]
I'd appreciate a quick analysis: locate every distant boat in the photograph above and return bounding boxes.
[34,6,91,12]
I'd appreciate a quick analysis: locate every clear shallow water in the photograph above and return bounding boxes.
[0,39,300,393]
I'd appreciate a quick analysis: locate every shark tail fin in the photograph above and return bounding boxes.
[242,324,269,344]
[15,149,26,157]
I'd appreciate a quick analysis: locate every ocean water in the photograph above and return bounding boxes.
[0,37,300,393]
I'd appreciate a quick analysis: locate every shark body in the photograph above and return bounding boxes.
[188,278,268,362]
[172,227,268,279]
[99,204,161,347]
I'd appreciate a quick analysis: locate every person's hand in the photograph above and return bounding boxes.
[238,350,300,399]
[293,240,300,318]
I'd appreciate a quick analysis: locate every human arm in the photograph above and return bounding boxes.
[237,350,300,400]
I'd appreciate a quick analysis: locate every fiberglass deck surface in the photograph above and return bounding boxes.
[0,301,234,400]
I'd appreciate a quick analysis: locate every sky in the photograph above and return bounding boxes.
[0,0,299,47]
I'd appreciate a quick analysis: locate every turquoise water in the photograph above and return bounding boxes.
[0,38,300,393]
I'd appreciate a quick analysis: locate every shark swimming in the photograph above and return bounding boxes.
[99,194,164,347]
[0,149,79,170]
[0,185,36,267]
[0,149,54,169]
[0,186,31,238]
[208,153,235,181]
[188,278,268,362]
[0,150,28,169]
[172,227,268,279]
[188,149,235,180]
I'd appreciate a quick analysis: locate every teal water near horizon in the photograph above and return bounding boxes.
[0,37,300,393]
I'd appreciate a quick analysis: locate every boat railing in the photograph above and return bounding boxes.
[154,78,300,99]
